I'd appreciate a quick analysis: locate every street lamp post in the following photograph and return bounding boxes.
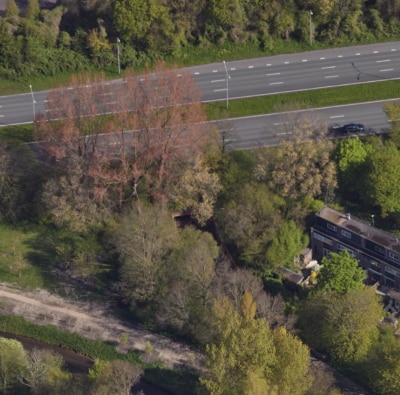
[29,84,36,120]
[223,60,231,109]
[309,10,313,46]
[117,37,121,74]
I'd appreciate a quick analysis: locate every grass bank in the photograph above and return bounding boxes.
[0,315,199,395]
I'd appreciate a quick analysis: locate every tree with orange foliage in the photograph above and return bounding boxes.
[34,63,216,229]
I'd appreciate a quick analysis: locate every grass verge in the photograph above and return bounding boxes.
[205,78,400,120]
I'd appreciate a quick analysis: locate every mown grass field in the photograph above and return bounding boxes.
[0,225,50,289]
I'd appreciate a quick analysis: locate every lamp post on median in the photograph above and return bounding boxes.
[223,60,231,109]
[309,10,313,46]
[29,84,36,120]
[117,37,121,74]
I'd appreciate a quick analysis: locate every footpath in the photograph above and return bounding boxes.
[0,283,204,370]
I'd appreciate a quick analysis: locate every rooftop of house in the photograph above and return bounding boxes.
[316,206,400,253]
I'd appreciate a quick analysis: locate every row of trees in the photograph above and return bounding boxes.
[0,337,143,395]
[2,0,400,79]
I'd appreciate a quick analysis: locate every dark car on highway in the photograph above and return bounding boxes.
[342,123,365,133]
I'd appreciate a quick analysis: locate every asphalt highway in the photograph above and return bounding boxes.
[191,41,400,102]
[1,41,400,130]
[221,98,394,150]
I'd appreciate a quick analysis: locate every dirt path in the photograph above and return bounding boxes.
[0,283,204,370]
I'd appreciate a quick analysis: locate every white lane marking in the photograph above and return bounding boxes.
[373,51,379,53]
[330,115,344,119]
[284,61,290,64]
[269,82,284,85]
[211,79,225,83]
[176,74,182,77]
[320,57,325,60]
[230,67,236,71]
[266,64,271,66]
[380,69,394,72]
[214,88,227,92]
[276,131,292,135]
[356,53,361,55]
[139,78,145,81]
[391,49,397,52]
[325,75,339,78]
[274,122,284,126]
[321,66,336,69]
[67,87,73,90]
[302,59,308,62]
[266,73,281,76]
[194,72,200,75]
[212,70,218,73]
[248,65,254,69]
[376,59,390,63]
[338,55,343,58]
[0,115,4,118]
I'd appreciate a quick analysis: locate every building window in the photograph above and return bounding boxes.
[375,245,385,254]
[323,248,330,257]
[327,223,337,232]
[385,266,400,277]
[389,251,400,262]
[313,232,333,246]
[341,229,352,239]
[337,244,357,258]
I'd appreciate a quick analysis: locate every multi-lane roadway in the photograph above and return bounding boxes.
[1,41,400,148]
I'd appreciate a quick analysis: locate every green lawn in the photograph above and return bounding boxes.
[0,225,52,289]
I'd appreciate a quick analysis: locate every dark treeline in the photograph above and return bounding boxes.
[1,0,400,80]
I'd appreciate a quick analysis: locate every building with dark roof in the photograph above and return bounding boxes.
[311,206,400,290]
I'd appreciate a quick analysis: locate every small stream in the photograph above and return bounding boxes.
[0,332,172,395]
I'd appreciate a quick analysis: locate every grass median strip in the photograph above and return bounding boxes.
[205,79,400,120]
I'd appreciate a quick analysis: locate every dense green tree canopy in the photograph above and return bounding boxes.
[200,297,276,395]
[2,0,400,79]
[335,137,373,191]
[201,296,312,394]
[364,328,400,395]
[363,142,400,216]
[316,250,366,294]
[266,220,309,269]
[299,287,382,364]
